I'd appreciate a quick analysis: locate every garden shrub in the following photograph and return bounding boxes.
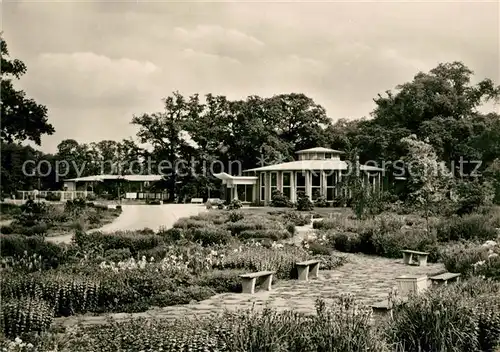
[0,235,67,269]
[64,199,87,214]
[329,232,361,253]
[270,190,293,208]
[279,211,311,226]
[437,213,498,242]
[0,224,14,234]
[197,269,244,293]
[2,272,100,317]
[227,211,244,223]
[389,279,500,352]
[239,229,291,241]
[74,230,164,255]
[0,298,53,339]
[306,241,331,255]
[314,194,329,208]
[296,191,313,211]
[104,248,132,262]
[190,227,233,246]
[227,199,242,210]
[441,242,500,279]
[0,203,21,218]
[45,192,61,202]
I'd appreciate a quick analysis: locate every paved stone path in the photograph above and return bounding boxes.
[54,252,444,328]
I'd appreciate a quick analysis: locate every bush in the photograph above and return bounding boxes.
[239,229,291,241]
[441,242,500,279]
[1,298,53,339]
[314,194,329,208]
[74,231,164,255]
[279,211,311,226]
[227,211,244,223]
[437,213,498,242]
[2,272,100,317]
[270,190,293,208]
[45,192,61,202]
[197,269,244,293]
[389,279,500,352]
[64,198,87,214]
[104,248,132,262]
[189,227,233,246]
[329,232,361,253]
[455,180,494,216]
[0,224,14,234]
[0,235,68,269]
[296,191,313,211]
[227,199,242,210]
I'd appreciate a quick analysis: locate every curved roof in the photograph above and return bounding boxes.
[244,160,383,172]
[295,147,345,154]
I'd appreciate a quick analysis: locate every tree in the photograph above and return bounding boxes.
[373,62,499,132]
[401,135,454,228]
[1,37,54,145]
[132,92,193,201]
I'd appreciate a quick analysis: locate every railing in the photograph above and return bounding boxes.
[16,190,94,201]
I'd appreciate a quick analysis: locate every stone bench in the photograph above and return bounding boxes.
[239,271,275,294]
[190,198,204,204]
[371,299,393,319]
[296,259,321,281]
[206,198,222,205]
[402,249,429,266]
[430,272,461,286]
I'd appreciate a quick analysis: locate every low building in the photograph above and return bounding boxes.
[63,174,168,200]
[214,147,384,205]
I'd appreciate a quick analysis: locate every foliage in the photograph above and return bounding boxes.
[227,199,243,210]
[454,179,495,215]
[0,235,68,270]
[436,213,498,242]
[389,278,500,352]
[270,189,293,208]
[1,298,53,339]
[441,242,500,279]
[296,191,313,211]
[401,135,454,221]
[1,37,54,145]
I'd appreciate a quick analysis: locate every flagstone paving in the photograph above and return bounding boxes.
[54,252,445,328]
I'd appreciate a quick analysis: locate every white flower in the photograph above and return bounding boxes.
[14,337,22,344]
[474,260,486,267]
[488,253,499,259]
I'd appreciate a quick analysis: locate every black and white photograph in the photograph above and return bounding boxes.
[1,0,499,350]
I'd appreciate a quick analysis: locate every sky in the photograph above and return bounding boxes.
[2,0,499,153]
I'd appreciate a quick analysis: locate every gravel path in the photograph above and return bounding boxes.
[46,204,207,244]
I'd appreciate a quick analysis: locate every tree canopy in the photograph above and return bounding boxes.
[1,37,54,145]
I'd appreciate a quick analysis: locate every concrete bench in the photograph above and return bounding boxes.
[430,272,461,286]
[296,259,321,281]
[371,300,393,319]
[239,271,275,294]
[402,249,429,266]
[207,198,222,204]
[190,198,204,204]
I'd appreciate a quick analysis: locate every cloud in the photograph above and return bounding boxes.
[173,25,265,61]
[27,52,159,108]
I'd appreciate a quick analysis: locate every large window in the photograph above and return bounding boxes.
[270,172,278,196]
[282,172,292,199]
[237,184,254,202]
[326,171,337,201]
[311,171,321,200]
[296,171,306,197]
[260,173,266,201]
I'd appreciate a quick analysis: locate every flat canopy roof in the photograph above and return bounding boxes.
[65,175,164,182]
